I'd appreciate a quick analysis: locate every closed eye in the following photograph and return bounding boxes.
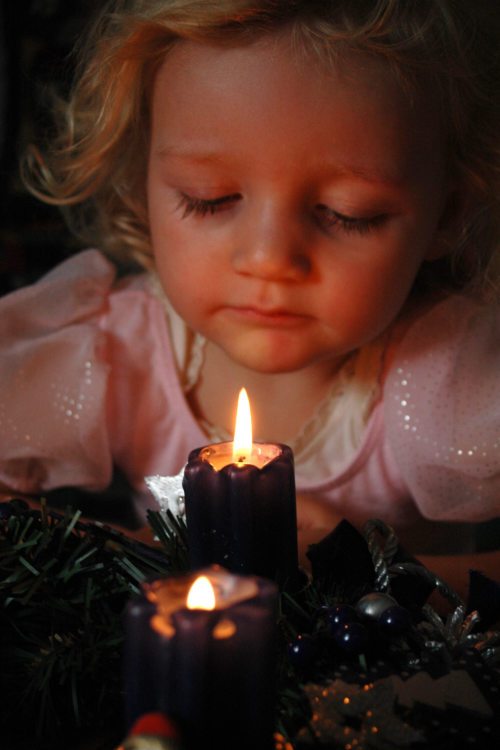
[178,192,241,218]
[316,204,387,235]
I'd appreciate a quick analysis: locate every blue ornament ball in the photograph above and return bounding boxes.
[377,605,411,635]
[332,622,369,655]
[326,605,357,634]
[288,634,317,670]
[0,502,13,520]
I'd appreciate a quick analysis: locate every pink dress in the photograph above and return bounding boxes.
[1,250,499,543]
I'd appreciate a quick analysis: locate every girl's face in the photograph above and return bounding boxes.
[148,35,450,374]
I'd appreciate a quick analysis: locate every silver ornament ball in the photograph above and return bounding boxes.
[355,592,398,621]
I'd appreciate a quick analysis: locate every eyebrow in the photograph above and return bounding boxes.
[154,146,227,166]
[154,146,404,187]
[323,156,405,187]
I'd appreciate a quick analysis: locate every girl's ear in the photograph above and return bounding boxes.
[425,182,468,261]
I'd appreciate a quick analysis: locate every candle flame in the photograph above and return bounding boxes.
[186,575,216,610]
[232,388,253,463]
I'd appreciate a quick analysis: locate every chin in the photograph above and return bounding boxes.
[242,360,303,374]
[215,329,334,374]
[229,345,316,374]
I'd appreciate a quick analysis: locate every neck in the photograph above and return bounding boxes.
[189,341,348,443]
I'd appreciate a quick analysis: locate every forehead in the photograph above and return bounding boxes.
[149,33,444,183]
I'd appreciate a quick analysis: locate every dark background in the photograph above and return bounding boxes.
[0,0,100,295]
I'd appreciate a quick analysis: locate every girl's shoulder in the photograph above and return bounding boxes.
[383,293,500,521]
[0,250,158,495]
[0,249,117,334]
[0,248,155,339]
[385,292,499,391]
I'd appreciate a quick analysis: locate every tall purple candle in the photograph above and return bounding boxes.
[183,390,298,586]
[124,566,278,750]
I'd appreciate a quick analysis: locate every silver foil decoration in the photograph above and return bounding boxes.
[145,467,186,518]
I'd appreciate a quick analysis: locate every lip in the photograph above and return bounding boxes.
[222,306,310,327]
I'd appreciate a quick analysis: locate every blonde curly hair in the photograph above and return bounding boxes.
[23,0,500,294]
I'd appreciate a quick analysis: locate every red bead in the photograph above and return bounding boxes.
[130,712,180,739]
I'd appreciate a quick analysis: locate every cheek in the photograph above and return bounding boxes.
[150,210,199,283]
[148,179,195,269]
[321,243,423,338]
[152,228,220,330]
[150,207,231,308]
[155,247,203,308]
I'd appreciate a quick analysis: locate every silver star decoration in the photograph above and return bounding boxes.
[145,467,186,518]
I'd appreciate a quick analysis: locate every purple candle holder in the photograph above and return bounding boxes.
[182,442,298,586]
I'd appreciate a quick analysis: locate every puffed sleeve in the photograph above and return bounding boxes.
[384,295,500,521]
[0,250,116,493]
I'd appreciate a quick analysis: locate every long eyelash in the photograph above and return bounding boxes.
[317,205,385,235]
[178,192,239,218]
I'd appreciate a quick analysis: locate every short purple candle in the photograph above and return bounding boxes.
[183,441,298,585]
[124,566,278,750]
[183,389,298,585]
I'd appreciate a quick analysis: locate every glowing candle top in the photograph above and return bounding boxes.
[200,388,281,471]
[232,388,252,463]
[186,575,216,610]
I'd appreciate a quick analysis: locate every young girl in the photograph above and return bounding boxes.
[1,0,499,589]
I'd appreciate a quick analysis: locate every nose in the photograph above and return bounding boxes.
[231,204,311,282]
